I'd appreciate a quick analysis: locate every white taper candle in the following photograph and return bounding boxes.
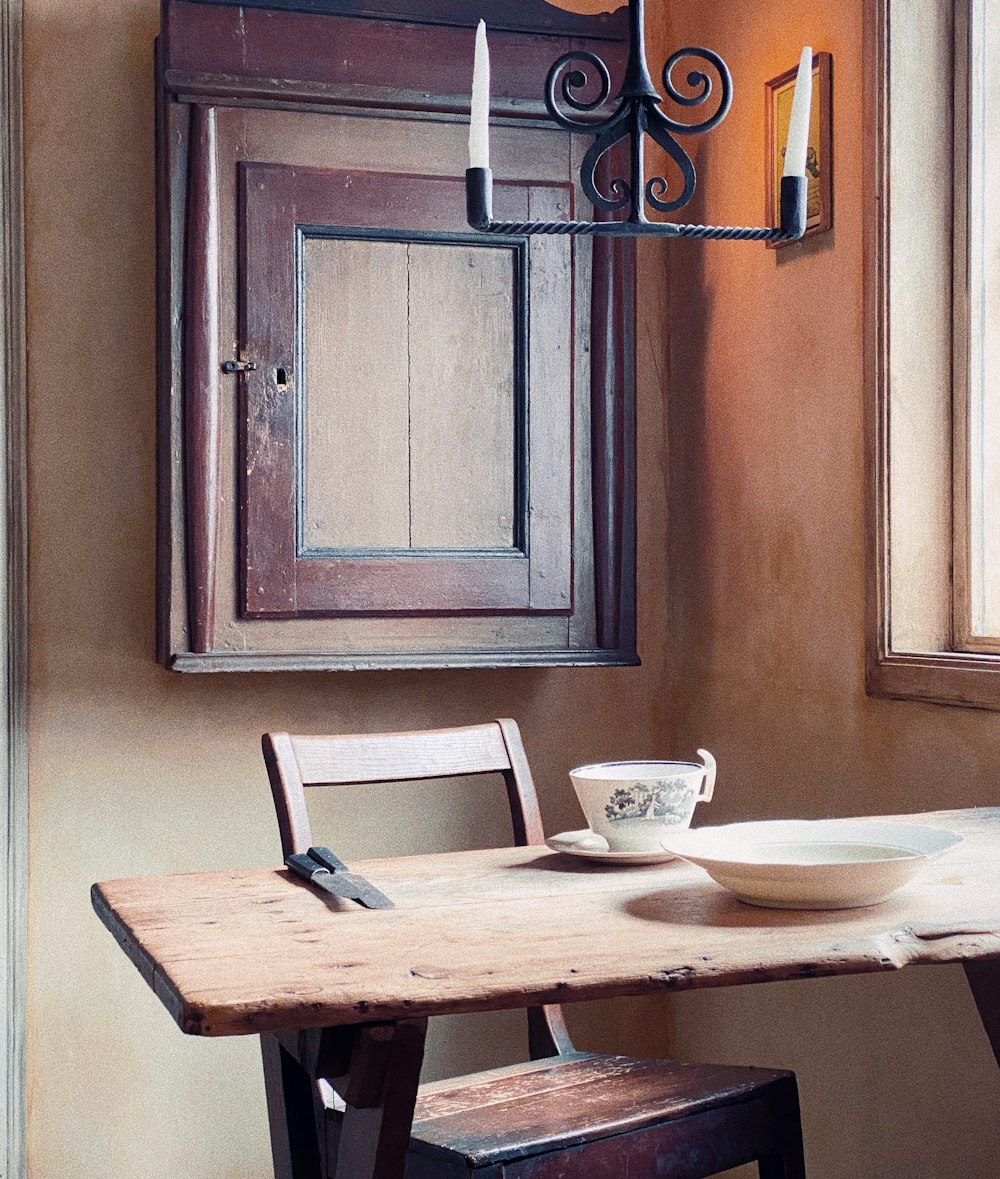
[469,20,491,170]
[783,46,813,178]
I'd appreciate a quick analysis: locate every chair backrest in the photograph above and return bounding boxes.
[262,718,573,1058]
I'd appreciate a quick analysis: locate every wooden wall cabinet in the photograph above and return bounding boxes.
[157,0,638,671]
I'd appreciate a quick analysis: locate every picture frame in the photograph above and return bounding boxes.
[766,51,833,247]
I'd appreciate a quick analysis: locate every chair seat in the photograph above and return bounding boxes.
[405,1051,798,1171]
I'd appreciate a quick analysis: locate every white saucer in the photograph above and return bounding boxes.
[660,819,964,909]
[545,829,677,866]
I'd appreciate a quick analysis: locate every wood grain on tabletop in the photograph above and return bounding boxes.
[92,809,1000,1039]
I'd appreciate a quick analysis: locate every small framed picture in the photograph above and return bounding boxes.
[765,52,833,247]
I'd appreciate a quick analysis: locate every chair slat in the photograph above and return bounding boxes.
[290,724,512,786]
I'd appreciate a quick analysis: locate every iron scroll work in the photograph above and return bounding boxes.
[466,0,807,242]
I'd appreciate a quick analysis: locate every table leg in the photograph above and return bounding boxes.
[261,1034,328,1179]
[965,960,1000,1070]
[332,1019,428,1179]
[262,1020,428,1179]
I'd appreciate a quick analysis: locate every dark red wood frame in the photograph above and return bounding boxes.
[240,163,574,618]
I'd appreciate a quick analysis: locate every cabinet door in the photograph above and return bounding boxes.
[240,164,571,617]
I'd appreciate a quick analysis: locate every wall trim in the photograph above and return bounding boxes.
[0,0,27,1174]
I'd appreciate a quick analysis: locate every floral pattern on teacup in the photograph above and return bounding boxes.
[604,779,693,824]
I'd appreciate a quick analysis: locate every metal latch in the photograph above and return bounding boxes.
[221,359,258,374]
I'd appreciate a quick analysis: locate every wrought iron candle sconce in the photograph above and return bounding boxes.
[466,0,809,242]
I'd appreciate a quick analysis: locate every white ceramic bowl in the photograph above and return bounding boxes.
[660,819,963,909]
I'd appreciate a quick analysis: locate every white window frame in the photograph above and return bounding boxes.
[953,0,1000,653]
[866,0,1000,709]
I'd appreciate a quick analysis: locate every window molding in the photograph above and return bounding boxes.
[0,0,27,1173]
[866,0,1000,710]
[952,0,976,653]
[952,0,1000,655]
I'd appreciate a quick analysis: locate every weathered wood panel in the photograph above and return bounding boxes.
[291,723,513,786]
[525,185,573,611]
[183,104,221,652]
[408,242,517,551]
[303,237,410,551]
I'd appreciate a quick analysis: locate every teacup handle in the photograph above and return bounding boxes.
[696,749,716,802]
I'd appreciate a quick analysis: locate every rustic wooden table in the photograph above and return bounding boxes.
[93,808,1000,1178]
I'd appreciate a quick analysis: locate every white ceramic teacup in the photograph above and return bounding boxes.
[569,750,716,853]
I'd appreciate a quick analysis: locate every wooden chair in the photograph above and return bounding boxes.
[262,719,807,1179]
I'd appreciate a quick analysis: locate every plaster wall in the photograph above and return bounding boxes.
[24,0,1000,1175]
[663,0,1000,1174]
[22,1,672,1175]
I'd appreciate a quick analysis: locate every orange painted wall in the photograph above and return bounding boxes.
[22,0,672,1175]
[661,0,1000,1174]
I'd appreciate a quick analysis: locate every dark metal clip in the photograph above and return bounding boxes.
[221,358,258,374]
[284,847,394,910]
